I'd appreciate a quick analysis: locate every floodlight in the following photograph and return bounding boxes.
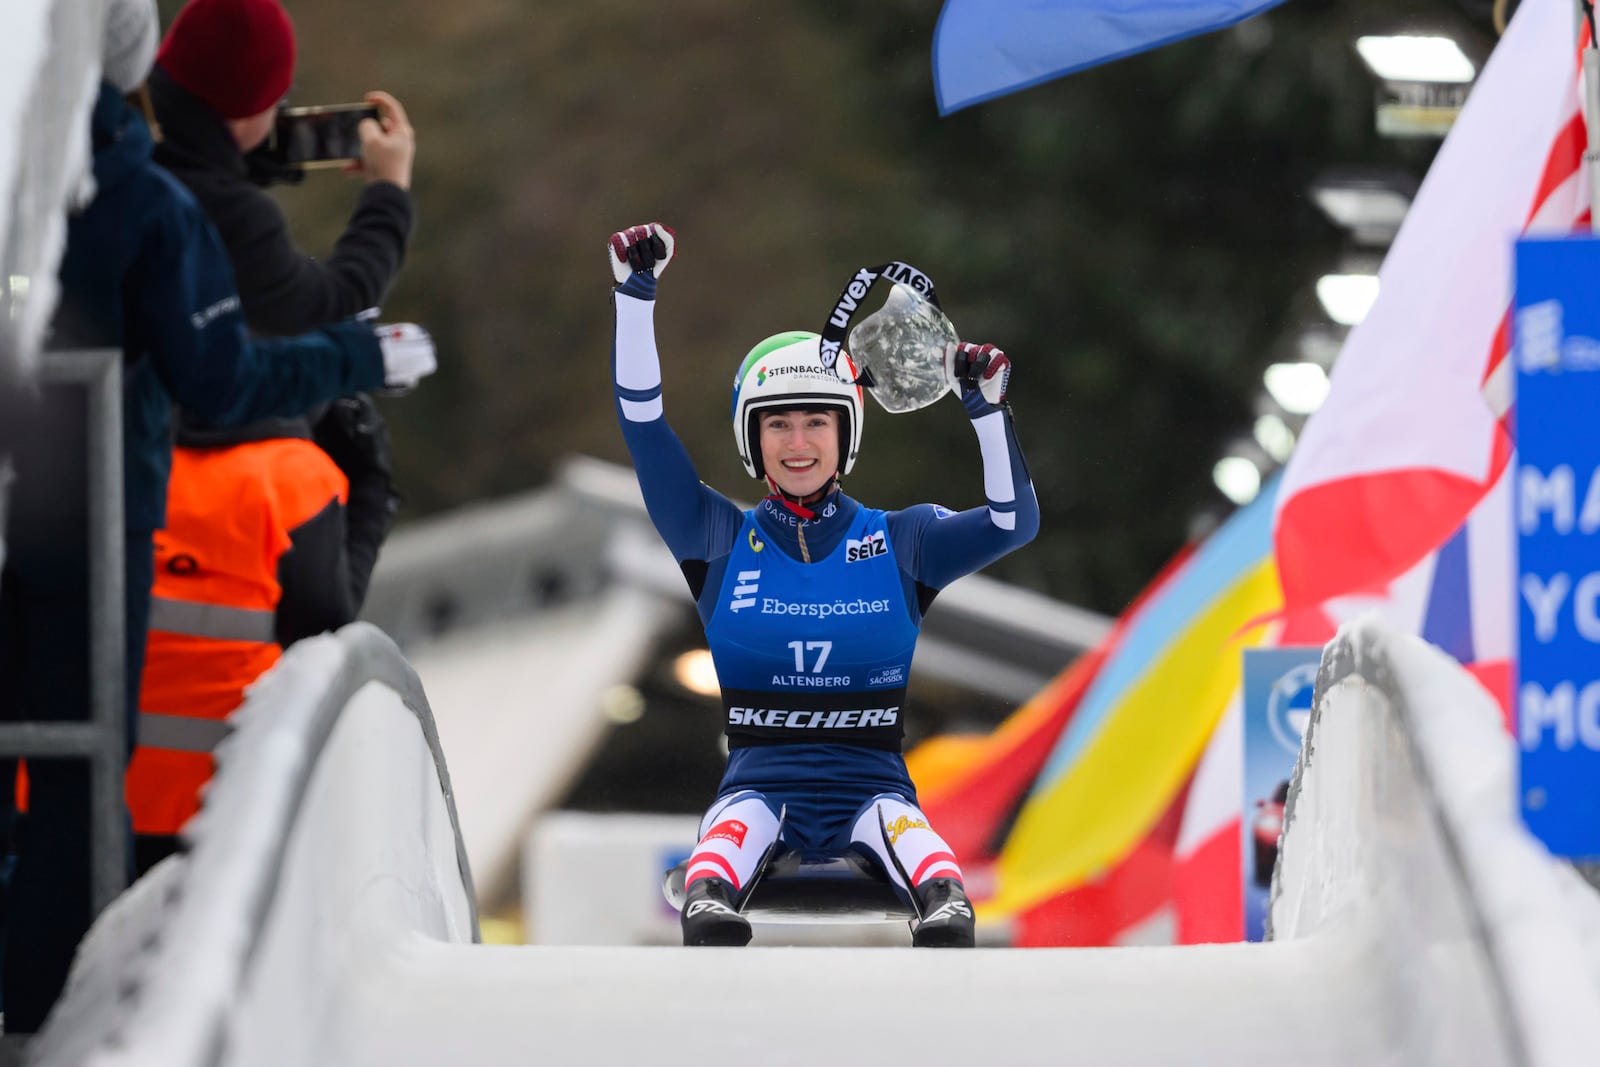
[1254,413,1297,464]
[1355,35,1475,83]
[1264,362,1331,416]
[600,684,645,724]
[1308,170,1415,245]
[1213,456,1262,506]
[1316,273,1380,327]
[672,648,720,697]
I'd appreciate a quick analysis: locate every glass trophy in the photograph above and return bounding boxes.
[847,282,958,414]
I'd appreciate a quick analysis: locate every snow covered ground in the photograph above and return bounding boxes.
[328,930,1394,1066]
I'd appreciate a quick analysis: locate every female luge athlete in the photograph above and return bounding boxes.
[608,223,1038,947]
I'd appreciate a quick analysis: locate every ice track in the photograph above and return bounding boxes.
[30,622,1600,1067]
[332,931,1390,1066]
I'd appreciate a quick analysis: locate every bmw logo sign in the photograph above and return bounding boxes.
[1267,662,1318,757]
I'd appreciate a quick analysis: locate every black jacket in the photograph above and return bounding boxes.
[149,67,414,338]
[149,68,404,633]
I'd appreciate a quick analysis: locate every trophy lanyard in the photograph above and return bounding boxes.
[818,262,943,384]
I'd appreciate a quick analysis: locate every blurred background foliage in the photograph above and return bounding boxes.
[167,0,1507,616]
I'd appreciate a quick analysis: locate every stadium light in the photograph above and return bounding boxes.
[1253,412,1297,464]
[600,684,645,724]
[1308,170,1415,247]
[1264,361,1331,416]
[1213,456,1262,506]
[1354,35,1474,138]
[1355,35,1475,83]
[1316,272,1380,327]
[673,648,720,697]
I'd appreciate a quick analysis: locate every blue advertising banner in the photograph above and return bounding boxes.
[1241,646,1321,941]
[1514,236,1600,859]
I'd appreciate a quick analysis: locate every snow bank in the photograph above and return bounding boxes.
[29,623,477,1067]
[1,0,105,377]
[1272,616,1600,1067]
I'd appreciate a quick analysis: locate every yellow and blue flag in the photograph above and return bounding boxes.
[986,476,1284,919]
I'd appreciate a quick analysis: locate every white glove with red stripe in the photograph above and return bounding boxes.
[946,341,1011,415]
[608,223,676,284]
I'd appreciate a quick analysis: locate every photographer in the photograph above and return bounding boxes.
[149,0,416,337]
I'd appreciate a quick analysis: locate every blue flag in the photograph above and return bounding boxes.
[933,0,1293,115]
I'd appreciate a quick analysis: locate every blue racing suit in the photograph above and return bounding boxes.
[611,270,1038,851]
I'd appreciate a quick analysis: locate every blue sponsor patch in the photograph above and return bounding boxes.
[868,665,906,686]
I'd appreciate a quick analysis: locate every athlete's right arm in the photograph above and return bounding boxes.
[609,224,742,563]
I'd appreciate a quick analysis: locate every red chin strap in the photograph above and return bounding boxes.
[764,472,838,521]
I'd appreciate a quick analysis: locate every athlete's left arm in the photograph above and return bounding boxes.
[888,343,1039,591]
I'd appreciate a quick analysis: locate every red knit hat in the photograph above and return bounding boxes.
[156,0,296,120]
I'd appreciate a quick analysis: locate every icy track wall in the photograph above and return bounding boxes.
[30,623,478,1067]
[2,0,105,375]
[1271,617,1600,1067]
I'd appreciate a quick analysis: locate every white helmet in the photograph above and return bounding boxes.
[731,331,864,479]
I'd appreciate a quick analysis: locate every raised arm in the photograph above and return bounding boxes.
[609,224,742,564]
[231,92,416,336]
[890,342,1039,591]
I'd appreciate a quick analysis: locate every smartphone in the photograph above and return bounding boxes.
[268,103,380,169]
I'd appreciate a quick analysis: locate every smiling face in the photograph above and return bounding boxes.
[759,408,840,499]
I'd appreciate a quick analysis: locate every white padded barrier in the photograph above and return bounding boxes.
[28,622,477,1067]
[2,0,105,377]
[1272,617,1600,1067]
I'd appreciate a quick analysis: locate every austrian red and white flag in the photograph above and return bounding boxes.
[1274,0,1588,618]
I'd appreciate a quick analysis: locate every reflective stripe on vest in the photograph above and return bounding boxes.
[148,595,275,643]
[138,711,232,754]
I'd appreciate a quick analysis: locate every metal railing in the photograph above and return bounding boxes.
[0,349,126,912]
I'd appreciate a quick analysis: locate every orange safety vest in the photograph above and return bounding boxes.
[125,437,347,836]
